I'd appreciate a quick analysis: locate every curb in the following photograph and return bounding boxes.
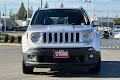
[101,46,120,49]
[0,43,21,46]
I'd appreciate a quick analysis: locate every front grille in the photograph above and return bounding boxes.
[38,56,84,63]
[43,32,80,43]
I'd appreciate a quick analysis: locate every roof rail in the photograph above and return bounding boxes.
[79,6,83,9]
[37,7,41,11]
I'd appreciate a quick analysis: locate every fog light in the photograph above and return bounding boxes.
[88,54,94,59]
[28,55,36,61]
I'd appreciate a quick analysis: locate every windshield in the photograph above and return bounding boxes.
[31,9,90,25]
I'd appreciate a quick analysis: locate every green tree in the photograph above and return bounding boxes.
[16,2,27,20]
[60,3,64,8]
[9,9,13,16]
[28,6,34,18]
[113,18,120,25]
[2,13,5,16]
[44,2,49,8]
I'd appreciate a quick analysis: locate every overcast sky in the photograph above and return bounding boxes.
[0,0,120,18]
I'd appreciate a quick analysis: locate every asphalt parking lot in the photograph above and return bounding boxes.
[0,45,120,80]
[101,38,120,48]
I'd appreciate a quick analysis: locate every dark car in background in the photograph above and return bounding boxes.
[103,31,109,39]
[15,26,27,31]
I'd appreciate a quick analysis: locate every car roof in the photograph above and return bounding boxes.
[38,7,83,11]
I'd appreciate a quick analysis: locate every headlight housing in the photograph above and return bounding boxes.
[81,31,92,42]
[31,32,41,42]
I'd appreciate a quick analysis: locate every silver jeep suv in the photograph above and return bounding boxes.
[22,8,101,74]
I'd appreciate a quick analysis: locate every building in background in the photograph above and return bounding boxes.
[1,16,22,28]
[90,17,114,27]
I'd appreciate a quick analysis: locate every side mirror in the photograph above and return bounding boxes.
[92,20,100,27]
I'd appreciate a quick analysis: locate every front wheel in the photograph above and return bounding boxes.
[89,57,101,74]
[22,59,34,74]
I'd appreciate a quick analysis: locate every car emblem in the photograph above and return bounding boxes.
[58,29,65,31]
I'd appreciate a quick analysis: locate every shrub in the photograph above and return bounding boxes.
[9,36,15,43]
[4,36,9,43]
[17,36,22,43]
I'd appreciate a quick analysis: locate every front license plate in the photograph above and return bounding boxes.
[54,50,69,58]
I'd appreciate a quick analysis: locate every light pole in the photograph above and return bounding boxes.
[107,14,109,27]
[4,2,6,33]
[41,0,42,8]
[84,0,91,12]
[27,0,29,21]
[101,16,102,27]
[94,7,96,15]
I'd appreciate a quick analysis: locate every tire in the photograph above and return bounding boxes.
[106,37,109,39]
[89,57,101,74]
[22,59,34,74]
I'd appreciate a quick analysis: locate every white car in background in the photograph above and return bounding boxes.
[113,30,120,35]
[114,32,120,39]
[103,27,110,32]
[0,30,3,35]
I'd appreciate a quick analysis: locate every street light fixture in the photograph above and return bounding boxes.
[84,0,91,12]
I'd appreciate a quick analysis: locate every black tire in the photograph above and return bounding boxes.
[89,57,101,74]
[22,59,34,74]
[106,37,109,39]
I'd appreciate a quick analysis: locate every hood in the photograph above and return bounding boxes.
[28,25,93,32]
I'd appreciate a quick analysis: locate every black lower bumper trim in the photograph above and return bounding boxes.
[25,61,98,68]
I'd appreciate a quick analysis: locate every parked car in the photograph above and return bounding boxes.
[22,8,101,74]
[112,30,120,35]
[7,26,14,30]
[15,26,21,31]
[114,32,120,39]
[103,31,109,39]
[0,30,3,35]
[103,27,110,32]
[20,27,27,31]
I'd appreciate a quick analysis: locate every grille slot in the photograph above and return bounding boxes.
[43,33,47,42]
[54,33,57,42]
[49,33,52,42]
[76,33,79,42]
[65,33,68,42]
[71,33,74,42]
[60,33,63,42]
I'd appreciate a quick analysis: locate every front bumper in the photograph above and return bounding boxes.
[23,47,100,68]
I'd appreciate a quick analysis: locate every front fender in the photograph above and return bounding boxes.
[93,31,100,51]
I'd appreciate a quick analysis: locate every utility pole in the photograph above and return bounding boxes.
[85,0,91,12]
[27,0,29,21]
[94,7,96,15]
[4,2,6,33]
[41,0,42,8]
[101,16,102,27]
[107,14,109,27]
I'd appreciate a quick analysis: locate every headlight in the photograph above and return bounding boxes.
[31,32,41,42]
[81,31,92,42]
